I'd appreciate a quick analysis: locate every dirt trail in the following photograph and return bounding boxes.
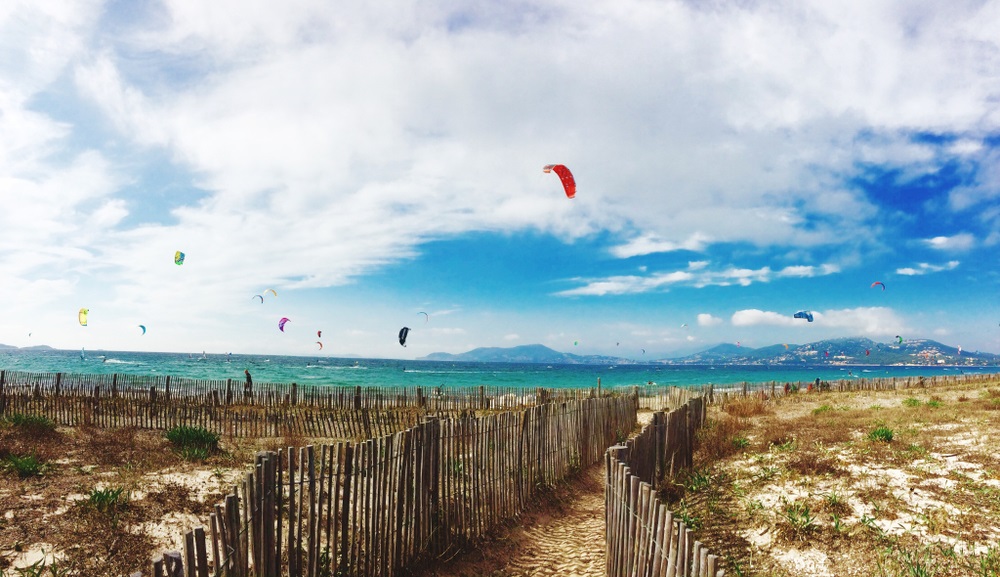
[415,463,607,577]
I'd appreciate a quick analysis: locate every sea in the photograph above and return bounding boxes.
[1,348,995,391]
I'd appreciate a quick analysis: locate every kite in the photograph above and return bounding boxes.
[316,342,323,350]
[78,308,89,326]
[783,344,789,350]
[398,327,410,347]
[139,325,146,335]
[252,295,264,303]
[543,164,576,199]
[958,346,962,355]
[680,323,688,328]
[418,312,429,323]
[265,289,278,298]
[871,281,886,291]
[641,349,646,355]
[865,349,870,356]
[278,317,290,332]
[317,330,322,338]
[174,251,185,265]
[895,335,903,344]
[793,310,814,322]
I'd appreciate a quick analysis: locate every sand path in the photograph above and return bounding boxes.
[416,463,607,577]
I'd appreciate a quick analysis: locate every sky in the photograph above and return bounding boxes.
[2,0,999,360]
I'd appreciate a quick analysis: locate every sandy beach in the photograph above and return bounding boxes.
[2,376,998,576]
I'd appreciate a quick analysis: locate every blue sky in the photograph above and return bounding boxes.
[2,1,999,359]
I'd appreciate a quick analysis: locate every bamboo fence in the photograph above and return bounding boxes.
[138,395,638,576]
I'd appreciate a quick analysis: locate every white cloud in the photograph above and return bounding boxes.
[610,232,711,258]
[816,307,907,336]
[503,333,519,341]
[558,258,846,295]
[924,234,974,251]
[895,261,960,276]
[731,309,799,327]
[555,271,694,296]
[777,264,841,278]
[697,313,722,327]
[948,139,982,156]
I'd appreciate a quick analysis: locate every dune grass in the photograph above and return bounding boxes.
[662,378,1000,577]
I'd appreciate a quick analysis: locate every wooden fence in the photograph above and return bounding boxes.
[710,371,1000,405]
[140,395,639,576]
[0,369,603,412]
[606,397,724,577]
[0,369,631,438]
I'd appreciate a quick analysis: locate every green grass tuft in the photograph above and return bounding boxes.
[86,486,130,514]
[2,454,48,478]
[867,425,894,443]
[165,425,219,460]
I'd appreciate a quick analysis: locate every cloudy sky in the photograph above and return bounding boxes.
[2,0,999,359]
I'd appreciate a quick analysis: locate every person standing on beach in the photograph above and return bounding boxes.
[244,369,253,400]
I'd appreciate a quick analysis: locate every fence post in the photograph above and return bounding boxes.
[354,386,362,410]
[338,444,354,574]
[162,551,183,577]
[291,383,298,406]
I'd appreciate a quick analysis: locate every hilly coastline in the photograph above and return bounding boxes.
[421,337,1000,366]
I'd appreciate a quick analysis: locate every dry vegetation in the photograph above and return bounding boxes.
[0,418,326,576]
[3,380,999,577]
[667,379,1000,577]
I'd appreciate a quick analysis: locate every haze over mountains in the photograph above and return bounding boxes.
[421,338,1000,366]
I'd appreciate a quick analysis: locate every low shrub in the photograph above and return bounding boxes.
[5,413,56,431]
[87,486,130,514]
[165,426,219,460]
[724,396,770,418]
[2,453,48,478]
[868,426,894,443]
[787,451,842,476]
[696,416,749,462]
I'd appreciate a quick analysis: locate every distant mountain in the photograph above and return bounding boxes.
[0,343,16,350]
[420,344,620,364]
[0,344,54,350]
[421,338,1000,366]
[668,337,999,366]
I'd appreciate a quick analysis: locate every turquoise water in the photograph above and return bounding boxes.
[1,348,994,390]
